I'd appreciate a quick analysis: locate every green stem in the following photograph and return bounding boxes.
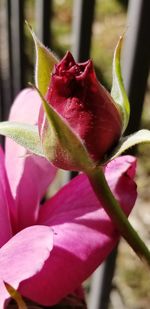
[87,166,150,267]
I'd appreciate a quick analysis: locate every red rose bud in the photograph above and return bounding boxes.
[39,51,122,169]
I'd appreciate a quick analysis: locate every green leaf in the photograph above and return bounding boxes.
[26,22,58,96]
[35,86,94,172]
[0,121,44,157]
[108,129,150,160]
[111,36,130,133]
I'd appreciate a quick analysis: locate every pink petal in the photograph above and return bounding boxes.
[0,147,13,247]
[5,89,57,230]
[104,155,137,215]
[5,89,42,197]
[15,155,57,231]
[20,156,137,306]
[0,225,53,308]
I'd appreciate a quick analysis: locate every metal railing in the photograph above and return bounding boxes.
[0,0,150,308]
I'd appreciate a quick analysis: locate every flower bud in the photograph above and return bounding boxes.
[39,51,122,170]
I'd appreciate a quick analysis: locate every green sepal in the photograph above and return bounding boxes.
[4,282,27,309]
[0,121,44,157]
[26,21,58,96]
[111,36,130,133]
[35,86,94,172]
[108,129,150,160]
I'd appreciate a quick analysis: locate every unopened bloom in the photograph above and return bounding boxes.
[0,89,136,307]
[39,52,122,170]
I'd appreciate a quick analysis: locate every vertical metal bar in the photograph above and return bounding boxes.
[35,0,52,48]
[0,67,4,145]
[0,0,12,120]
[7,0,13,99]
[0,67,4,121]
[123,0,150,135]
[88,249,118,309]
[7,0,25,102]
[0,72,4,145]
[72,0,95,62]
[70,1,95,175]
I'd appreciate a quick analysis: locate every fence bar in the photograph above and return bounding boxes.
[88,249,118,309]
[123,0,150,135]
[35,0,52,48]
[0,0,12,120]
[6,0,13,106]
[72,0,95,62]
[7,0,25,103]
[70,0,95,176]
[0,68,3,121]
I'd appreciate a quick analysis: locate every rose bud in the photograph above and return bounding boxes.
[38,51,122,170]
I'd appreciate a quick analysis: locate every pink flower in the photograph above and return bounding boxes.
[0,89,137,307]
[39,52,122,169]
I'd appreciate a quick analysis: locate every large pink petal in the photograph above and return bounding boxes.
[0,225,53,308]
[5,88,57,230]
[0,147,13,247]
[20,156,137,306]
[5,88,42,197]
[15,154,57,231]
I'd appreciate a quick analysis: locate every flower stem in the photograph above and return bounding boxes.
[87,166,150,267]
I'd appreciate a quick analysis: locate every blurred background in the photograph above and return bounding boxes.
[0,0,150,308]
